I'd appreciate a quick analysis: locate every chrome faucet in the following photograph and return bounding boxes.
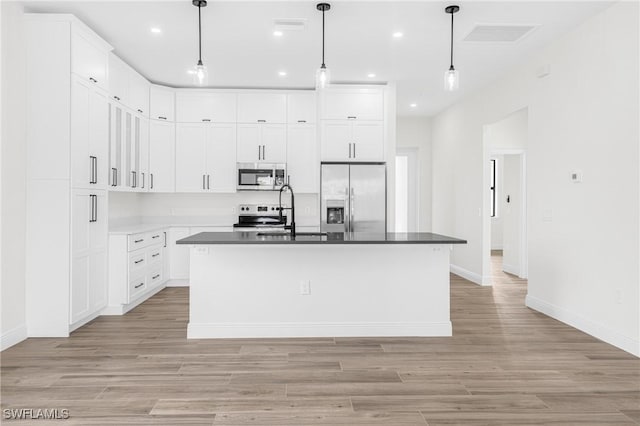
[279,184,296,238]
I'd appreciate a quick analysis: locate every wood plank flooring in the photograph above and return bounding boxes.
[2,254,639,425]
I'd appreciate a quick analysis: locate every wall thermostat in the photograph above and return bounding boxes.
[570,170,583,183]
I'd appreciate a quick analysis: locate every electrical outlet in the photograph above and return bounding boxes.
[299,280,311,295]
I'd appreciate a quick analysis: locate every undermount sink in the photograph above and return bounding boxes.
[256,232,329,237]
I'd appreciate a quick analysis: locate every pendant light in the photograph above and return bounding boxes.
[192,0,208,86]
[315,3,331,89]
[444,5,460,91]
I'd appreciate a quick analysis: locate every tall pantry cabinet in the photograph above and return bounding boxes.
[25,15,112,336]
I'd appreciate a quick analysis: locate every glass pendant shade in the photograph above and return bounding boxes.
[444,67,459,91]
[193,61,208,86]
[316,65,330,90]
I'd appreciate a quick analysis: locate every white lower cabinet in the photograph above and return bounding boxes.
[108,229,168,312]
[70,189,107,326]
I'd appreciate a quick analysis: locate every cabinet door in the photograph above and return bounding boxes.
[262,124,287,163]
[322,90,384,120]
[71,77,91,189]
[108,54,129,106]
[89,191,108,251]
[109,102,125,189]
[287,92,316,124]
[176,92,236,123]
[150,86,175,121]
[238,93,287,123]
[175,123,207,192]
[71,31,108,90]
[138,116,150,191]
[286,124,317,193]
[352,121,384,162]
[123,111,135,188]
[89,249,107,312]
[168,227,190,280]
[206,124,237,192]
[129,73,150,117]
[237,124,261,162]
[89,88,109,189]
[320,120,351,161]
[70,190,91,324]
[149,121,175,192]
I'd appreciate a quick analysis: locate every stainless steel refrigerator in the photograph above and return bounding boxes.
[321,163,386,233]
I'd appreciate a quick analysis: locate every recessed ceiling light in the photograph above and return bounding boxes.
[273,30,283,37]
[278,71,287,76]
[150,27,162,34]
[393,31,403,38]
[410,103,417,108]
[367,73,376,78]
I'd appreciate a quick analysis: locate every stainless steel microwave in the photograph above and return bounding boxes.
[237,163,286,191]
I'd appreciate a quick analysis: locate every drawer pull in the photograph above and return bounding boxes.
[151,253,160,258]
[134,239,144,243]
[152,274,160,280]
[152,235,160,239]
[134,259,144,264]
[134,282,144,289]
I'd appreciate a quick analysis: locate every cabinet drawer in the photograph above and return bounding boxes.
[128,250,147,272]
[148,230,164,245]
[147,268,163,288]
[128,274,147,300]
[128,232,148,251]
[147,246,163,265]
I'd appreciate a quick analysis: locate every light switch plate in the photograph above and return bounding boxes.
[570,170,583,183]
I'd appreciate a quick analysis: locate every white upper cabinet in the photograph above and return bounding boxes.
[320,120,384,162]
[321,89,384,121]
[237,93,287,123]
[237,123,286,163]
[287,92,317,124]
[129,72,150,117]
[175,92,236,123]
[71,30,108,91]
[150,85,175,122]
[108,53,129,105]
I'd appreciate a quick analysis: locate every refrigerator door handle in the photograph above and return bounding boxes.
[350,187,355,232]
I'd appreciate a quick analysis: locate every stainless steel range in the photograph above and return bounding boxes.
[233,204,288,232]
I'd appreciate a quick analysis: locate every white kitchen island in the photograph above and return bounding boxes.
[177,232,466,338]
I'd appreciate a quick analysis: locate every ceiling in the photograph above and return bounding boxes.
[22,1,612,116]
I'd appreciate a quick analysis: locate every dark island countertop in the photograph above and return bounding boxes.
[176,231,467,245]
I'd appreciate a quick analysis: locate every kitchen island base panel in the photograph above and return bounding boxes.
[188,244,452,338]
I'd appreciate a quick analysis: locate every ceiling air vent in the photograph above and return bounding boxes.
[273,19,308,32]
[463,24,537,42]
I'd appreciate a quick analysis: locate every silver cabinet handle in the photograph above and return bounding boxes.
[134,238,144,243]
[163,231,167,248]
[89,156,96,184]
[258,145,261,161]
[202,118,211,122]
[137,109,143,114]
[207,174,211,190]
[89,77,98,83]
[151,252,160,258]
[131,171,137,188]
[257,119,266,123]
[141,172,145,189]
[152,274,160,280]
[353,143,356,159]
[347,116,357,120]
[202,174,206,190]
[152,235,160,239]
[111,168,118,186]
[134,258,144,264]
[88,195,94,223]
[348,143,352,159]
[297,120,306,123]
[134,282,144,289]
[113,95,121,101]
[158,116,167,120]
[150,173,154,190]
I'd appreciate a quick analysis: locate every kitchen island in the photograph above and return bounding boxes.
[177,232,466,338]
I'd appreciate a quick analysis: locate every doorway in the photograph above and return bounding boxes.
[395,148,419,232]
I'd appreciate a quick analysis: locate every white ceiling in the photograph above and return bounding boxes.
[23,1,612,116]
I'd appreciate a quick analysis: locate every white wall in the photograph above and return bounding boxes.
[396,116,432,231]
[431,2,639,355]
[1,2,28,350]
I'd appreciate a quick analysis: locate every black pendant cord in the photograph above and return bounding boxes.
[321,8,325,68]
[449,11,454,70]
[198,5,203,65]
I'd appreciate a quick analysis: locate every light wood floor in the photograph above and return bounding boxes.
[2,254,639,425]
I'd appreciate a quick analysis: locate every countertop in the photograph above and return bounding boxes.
[176,231,467,245]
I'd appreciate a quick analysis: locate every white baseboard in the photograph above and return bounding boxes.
[101,283,166,316]
[502,262,520,276]
[450,264,490,286]
[1,324,27,351]
[526,294,640,358]
[188,321,452,339]
[166,279,189,287]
